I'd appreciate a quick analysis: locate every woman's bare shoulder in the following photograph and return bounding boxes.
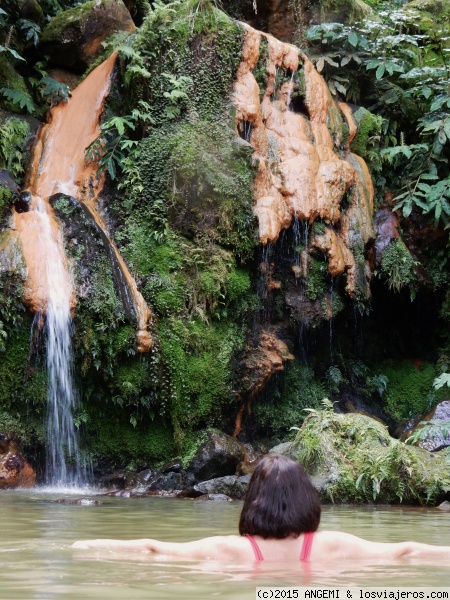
[194,534,255,561]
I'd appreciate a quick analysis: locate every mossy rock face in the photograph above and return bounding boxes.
[403,0,450,30]
[17,0,45,25]
[312,0,374,24]
[222,0,374,43]
[289,409,450,504]
[0,58,34,115]
[39,0,135,72]
[404,0,450,14]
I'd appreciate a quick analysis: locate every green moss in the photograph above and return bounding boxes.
[0,185,14,225]
[306,252,329,300]
[127,0,244,123]
[0,117,30,178]
[40,0,97,43]
[379,239,417,294]
[253,361,327,436]
[157,317,245,449]
[0,314,47,447]
[292,408,450,504]
[85,409,175,470]
[382,360,446,422]
[0,56,34,115]
[252,36,269,98]
[224,267,251,301]
[350,107,383,171]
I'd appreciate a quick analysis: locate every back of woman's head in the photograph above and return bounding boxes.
[239,454,321,539]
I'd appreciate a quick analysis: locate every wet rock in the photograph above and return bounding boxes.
[374,208,401,265]
[195,493,232,502]
[146,471,184,492]
[160,459,183,474]
[224,0,373,42]
[269,441,295,458]
[39,0,136,72]
[187,430,248,483]
[99,470,129,490]
[403,401,450,452]
[14,191,32,214]
[17,0,45,25]
[238,329,294,401]
[54,498,103,505]
[0,169,20,196]
[0,433,36,489]
[193,474,251,499]
[438,500,450,511]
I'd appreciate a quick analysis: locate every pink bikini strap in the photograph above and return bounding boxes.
[300,532,314,562]
[246,535,264,561]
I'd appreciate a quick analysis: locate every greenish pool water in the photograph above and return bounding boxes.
[0,491,449,599]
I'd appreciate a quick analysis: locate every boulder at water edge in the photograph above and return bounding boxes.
[0,434,36,489]
[283,409,450,504]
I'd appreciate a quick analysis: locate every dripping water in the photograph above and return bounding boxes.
[292,214,301,266]
[256,243,273,326]
[298,220,311,364]
[244,121,253,142]
[286,71,295,110]
[272,67,278,101]
[353,301,365,358]
[329,278,334,364]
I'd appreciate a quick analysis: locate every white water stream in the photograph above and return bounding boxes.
[34,197,85,486]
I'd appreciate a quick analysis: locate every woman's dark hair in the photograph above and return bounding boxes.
[239,454,321,539]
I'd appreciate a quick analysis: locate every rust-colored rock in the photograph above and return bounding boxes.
[233,23,374,298]
[234,327,294,436]
[0,436,36,489]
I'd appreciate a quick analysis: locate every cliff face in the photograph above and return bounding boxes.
[222,0,374,42]
[0,0,445,479]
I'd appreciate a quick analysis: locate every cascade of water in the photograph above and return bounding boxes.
[353,300,365,358]
[292,214,301,266]
[286,71,295,109]
[329,278,334,363]
[30,199,87,486]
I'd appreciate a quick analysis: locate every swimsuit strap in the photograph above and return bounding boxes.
[300,531,314,562]
[246,535,264,561]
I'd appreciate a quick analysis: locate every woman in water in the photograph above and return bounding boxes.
[72,454,450,562]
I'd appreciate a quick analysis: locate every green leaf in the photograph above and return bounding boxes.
[444,119,450,139]
[0,88,35,113]
[403,199,413,218]
[0,46,26,62]
[348,31,358,47]
[355,473,365,489]
[324,56,339,68]
[430,95,449,112]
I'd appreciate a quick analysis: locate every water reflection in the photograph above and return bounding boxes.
[0,492,449,599]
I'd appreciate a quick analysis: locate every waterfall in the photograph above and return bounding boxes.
[32,199,84,486]
[14,53,142,486]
